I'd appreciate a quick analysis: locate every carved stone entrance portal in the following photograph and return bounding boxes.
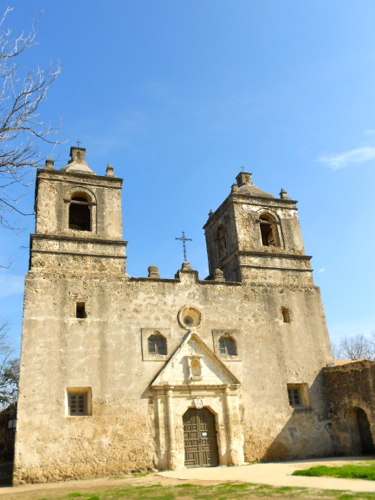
[183,407,219,467]
[151,332,244,470]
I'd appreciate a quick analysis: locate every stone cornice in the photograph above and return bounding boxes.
[31,233,127,246]
[236,250,312,260]
[36,168,123,187]
[219,249,311,271]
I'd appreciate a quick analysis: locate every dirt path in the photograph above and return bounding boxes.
[159,457,375,493]
[1,457,375,500]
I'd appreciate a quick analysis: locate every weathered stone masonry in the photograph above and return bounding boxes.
[14,147,370,485]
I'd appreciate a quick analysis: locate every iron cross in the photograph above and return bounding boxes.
[76,140,82,147]
[175,231,192,262]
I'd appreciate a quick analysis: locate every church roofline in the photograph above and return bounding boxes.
[231,193,298,205]
[129,276,242,285]
[324,359,375,371]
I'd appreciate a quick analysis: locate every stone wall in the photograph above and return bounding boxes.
[13,159,336,484]
[13,264,334,484]
[324,361,375,456]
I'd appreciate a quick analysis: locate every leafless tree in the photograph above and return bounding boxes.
[330,342,341,361]
[333,333,375,361]
[0,321,19,408]
[0,7,61,230]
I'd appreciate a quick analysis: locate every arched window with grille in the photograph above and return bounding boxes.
[148,332,167,355]
[69,193,92,231]
[218,335,237,356]
[259,213,280,247]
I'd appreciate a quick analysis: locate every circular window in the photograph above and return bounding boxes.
[178,307,201,329]
[184,315,193,326]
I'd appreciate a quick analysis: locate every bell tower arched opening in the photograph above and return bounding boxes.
[69,193,91,231]
[259,213,280,247]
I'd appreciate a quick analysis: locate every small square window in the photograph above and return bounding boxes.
[287,383,311,410]
[288,388,302,407]
[76,302,86,319]
[67,388,91,416]
[148,333,167,355]
[141,328,171,361]
[219,336,237,356]
[212,329,241,362]
[281,307,291,323]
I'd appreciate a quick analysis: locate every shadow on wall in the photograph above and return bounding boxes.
[345,406,374,455]
[258,372,335,462]
[246,366,375,462]
[323,360,375,457]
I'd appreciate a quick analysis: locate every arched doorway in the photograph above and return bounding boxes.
[346,407,375,455]
[183,407,219,467]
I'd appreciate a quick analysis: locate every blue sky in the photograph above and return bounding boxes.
[1,1,375,354]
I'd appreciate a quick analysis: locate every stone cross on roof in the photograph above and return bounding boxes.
[175,231,192,262]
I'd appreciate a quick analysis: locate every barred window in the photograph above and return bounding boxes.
[288,388,302,408]
[287,383,311,409]
[67,388,91,416]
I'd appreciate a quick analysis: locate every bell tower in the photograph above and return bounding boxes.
[203,171,312,284]
[31,147,127,275]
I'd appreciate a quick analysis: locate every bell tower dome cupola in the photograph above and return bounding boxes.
[60,147,96,175]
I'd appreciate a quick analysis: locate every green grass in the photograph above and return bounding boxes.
[293,464,375,481]
[49,482,375,500]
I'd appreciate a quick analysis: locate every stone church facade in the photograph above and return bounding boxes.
[12,147,373,484]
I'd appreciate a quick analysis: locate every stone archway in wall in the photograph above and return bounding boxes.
[346,407,375,456]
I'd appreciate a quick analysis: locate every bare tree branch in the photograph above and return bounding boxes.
[0,8,61,229]
[333,333,375,361]
[331,342,341,361]
[0,320,19,408]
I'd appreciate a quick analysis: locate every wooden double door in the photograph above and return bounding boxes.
[183,407,219,467]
